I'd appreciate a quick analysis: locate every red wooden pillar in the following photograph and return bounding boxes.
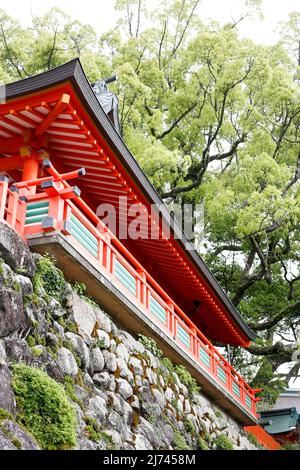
[21,146,39,195]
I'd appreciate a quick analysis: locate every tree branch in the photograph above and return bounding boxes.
[157,102,197,139]
[0,23,23,77]
[247,341,295,363]
[248,300,300,331]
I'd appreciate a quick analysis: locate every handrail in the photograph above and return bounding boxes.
[244,425,281,450]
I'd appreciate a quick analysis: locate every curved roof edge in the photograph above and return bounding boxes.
[4,59,256,343]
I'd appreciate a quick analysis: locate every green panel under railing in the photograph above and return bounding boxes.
[25,201,49,225]
[149,295,167,326]
[115,259,137,296]
[217,365,227,383]
[199,346,211,369]
[70,214,98,258]
[177,323,191,349]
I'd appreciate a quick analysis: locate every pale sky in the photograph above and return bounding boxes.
[0,0,299,45]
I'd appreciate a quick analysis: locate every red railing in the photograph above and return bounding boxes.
[0,175,258,419]
[244,426,281,450]
[0,177,26,238]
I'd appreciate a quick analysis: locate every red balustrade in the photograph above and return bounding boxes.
[244,425,281,450]
[0,174,258,419]
[0,177,26,238]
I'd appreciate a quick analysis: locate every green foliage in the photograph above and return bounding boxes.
[12,280,21,292]
[214,434,234,450]
[12,364,77,450]
[282,441,300,450]
[81,295,99,309]
[26,335,36,347]
[83,416,101,442]
[251,358,286,408]
[173,430,192,450]
[83,416,115,449]
[31,346,43,358]
[246,432,260,448]
[0,408,13,421]
[184,418,195,434]
[12,438,22,449]
[215,410,223,418]
[66,321,79,334]
[33,255,65,301]
[198,436,210,450]
[93,339,107,350]
[174,365,200,394]
[64,376,84,409]
[160,357,174,373]
[72,282,86,295]
[138,334,163,358]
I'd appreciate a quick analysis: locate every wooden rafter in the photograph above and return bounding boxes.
[35,93,70,137]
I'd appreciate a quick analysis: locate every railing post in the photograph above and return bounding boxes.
[137,269,147,306]
[60,202,72,235]
[191,327,197,358]
[210,346,217,377]
[110,250,116,276]
[166,301,174,336]
[16,197,27,240]
[0,177,8,220]
[6,187,19,229]
[98,238,104,266]
[226,364,233,393]
[44,193,65,231]
[240,382,245,405]
[173,316,177,340]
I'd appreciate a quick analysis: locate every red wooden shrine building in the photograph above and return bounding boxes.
[0,59,279,449]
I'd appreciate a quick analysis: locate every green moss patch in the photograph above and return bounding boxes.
[12,364,77,450]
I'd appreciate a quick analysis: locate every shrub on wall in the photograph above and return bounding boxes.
[214,434,234,450]
[33,255,65,300]
[12,364,77,450]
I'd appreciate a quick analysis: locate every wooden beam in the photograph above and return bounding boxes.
[0,155,23,172]
[0,134,48,154]
[35,94,71,137]
[0,135,23,153]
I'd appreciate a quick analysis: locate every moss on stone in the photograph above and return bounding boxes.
[214,434,234,450]
[11,438,22,449]
[198,436,210,450]
[64,376,84,409]
[0,408,14,421]
[33,255,65,301]
[26,335,36,347]
[12,364,77,450]
[184,417,195,434]
[31,346,43,358]
[173,430,192,450]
